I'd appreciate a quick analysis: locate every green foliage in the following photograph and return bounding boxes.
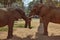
[0,0,4,4]
[53,1,60,7]
[14,23,24,28]
[28,1,34,10]
[0,19,37,31]
[0,27,7,31]
[27,1,34,15]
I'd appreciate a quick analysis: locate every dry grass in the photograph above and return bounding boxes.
[0,19,60,40]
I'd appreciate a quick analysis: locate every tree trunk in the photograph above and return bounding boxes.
[4,0,16,7]
[4,0,8,7]
[40,0,43,3]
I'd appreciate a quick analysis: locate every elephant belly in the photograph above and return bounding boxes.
[50,17,60,24]
[0,18,8,27]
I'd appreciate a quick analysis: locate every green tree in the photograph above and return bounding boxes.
[46,0,56,6]
[28,1,34,10]
[0,0,24,8]
[16,0,24,9]
[40,0,43,3]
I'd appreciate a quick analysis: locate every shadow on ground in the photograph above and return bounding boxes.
[35,32,60,40]
[0,35,34,40]
[1,34,60,40]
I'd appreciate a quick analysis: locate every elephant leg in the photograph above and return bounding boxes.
[37,17,49,35]
[25,18,32,29]
[7,21,14,39]
[43,20,49,35]
[28,18,32,29]
[29,20,32,29]
[42,17,49,35]
[25,20,32,29]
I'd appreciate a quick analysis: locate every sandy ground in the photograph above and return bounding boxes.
[0,19,60,40]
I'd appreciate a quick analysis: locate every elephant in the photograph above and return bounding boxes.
[29,3,60,36]
[0,8,31,39]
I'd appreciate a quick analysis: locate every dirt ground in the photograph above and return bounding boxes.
[0,19,60,40]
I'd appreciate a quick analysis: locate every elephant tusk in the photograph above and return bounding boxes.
[29,16,34,18]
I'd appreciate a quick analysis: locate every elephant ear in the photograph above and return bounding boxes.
[8,9,20,21]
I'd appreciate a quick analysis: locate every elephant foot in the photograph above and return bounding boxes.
[25,27,27,28]
[7,35,13,39]
[25,26,27,28]
[43,32,48,36]
[7,38,12,40]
